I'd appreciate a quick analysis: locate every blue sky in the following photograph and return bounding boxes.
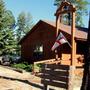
[4,0,56,23]
[4,0,90,28]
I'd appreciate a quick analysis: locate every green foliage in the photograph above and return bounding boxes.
[54,0,90,27]
[0,0,35,57]
[0,0,16,56]
[16,12,34,42]
[34,63,43,72]
[0,29,16,55]
[0,0,5,30]
[2,10,15,29]
[0,0,34,57]
[11,62,33,72]
[36,63,42,68]
[16,12,34,55]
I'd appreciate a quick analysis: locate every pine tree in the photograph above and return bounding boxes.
[16,12,34,42]
[0,0,5,30]
[16,12,34,55]
[0,0,16,56]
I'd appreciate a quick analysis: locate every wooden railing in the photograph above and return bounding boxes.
[34,59,56,64]
[33,59,61,73]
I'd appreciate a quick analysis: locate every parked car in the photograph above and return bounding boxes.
[10,55,21,64]
[0,55,21,65]
[0,55,11,66]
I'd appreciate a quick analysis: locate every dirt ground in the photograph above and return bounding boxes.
[0,65,82,90]
[0,65,42,90]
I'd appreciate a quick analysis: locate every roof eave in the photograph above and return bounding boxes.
[76,38,87,41]
[19,20,43,44]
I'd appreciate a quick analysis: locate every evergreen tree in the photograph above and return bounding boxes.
[0,0,16,56]
[17,12,34,42]
[16,12,34,55]
[54,0,89,26]
[0,10,16,55]
[2,10,15,29]
[0,0,5,30]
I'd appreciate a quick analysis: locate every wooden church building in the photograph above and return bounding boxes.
[19,20,88,64]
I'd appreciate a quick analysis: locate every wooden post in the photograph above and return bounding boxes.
[44,84,47,90]
[55,15,60,60]
[68,12,76,90]
[71,12,75,66]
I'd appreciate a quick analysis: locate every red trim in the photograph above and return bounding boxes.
[56,37,66,45]
[56,40,61,45]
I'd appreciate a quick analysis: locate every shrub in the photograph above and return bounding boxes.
[11,62,33,72]
[34,63,43,72]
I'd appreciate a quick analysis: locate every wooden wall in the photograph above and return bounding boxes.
[20,22,86,64]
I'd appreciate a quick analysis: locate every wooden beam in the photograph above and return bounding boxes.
[55,9,76,16]
[68,12,76,90]
[55,15,61,60]
[71,12,75,65]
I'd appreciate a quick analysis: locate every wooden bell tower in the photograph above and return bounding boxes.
[55,1,76,90]
[55,0,76,65]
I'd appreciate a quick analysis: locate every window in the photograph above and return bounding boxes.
[33,44,43,60]
[34,45,43,53]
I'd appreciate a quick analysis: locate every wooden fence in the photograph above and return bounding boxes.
[36,64,70,90]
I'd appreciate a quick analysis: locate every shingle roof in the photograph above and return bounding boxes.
[19,20,88,44]
[43,20,88,41]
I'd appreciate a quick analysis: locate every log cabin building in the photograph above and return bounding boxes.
[19,20,88,64]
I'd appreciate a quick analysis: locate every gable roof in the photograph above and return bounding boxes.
[19,20,88,44]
